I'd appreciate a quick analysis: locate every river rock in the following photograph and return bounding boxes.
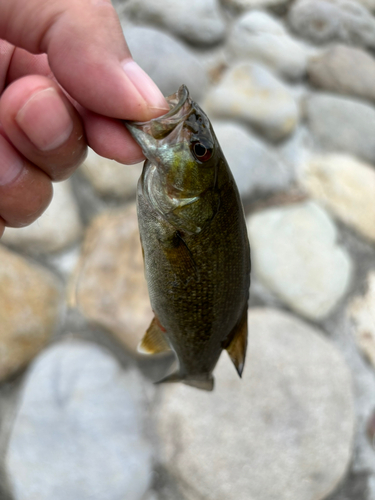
[204,62,299,141]
[0,245,61,381]
[227,11,309,80]
[212,121,293,198]
[308,45,375,102]
[125,26,209,101]
[5,340,153,500]
[156,308,354,500]
[2,180,82,253]
[353,0,375,10]
[305,93,375,165]
[348,272,375,369]
[288,0,375,48]
[247,202,353,320]
[298,154,375,242]
[69,204,153,355]
[222,0,291,9]
[81,148,142,199]
[124,0,226,46]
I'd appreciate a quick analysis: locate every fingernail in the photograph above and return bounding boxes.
[16,88,74,151]
[0,135,24,186]
[122,61,169,112]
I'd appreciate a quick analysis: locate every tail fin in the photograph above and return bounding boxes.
[155,370,214,391]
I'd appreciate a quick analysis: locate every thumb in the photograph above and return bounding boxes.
[0,0,168,121]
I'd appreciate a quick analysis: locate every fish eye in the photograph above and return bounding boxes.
[192,141,213,162]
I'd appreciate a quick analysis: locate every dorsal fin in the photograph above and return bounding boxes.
[224,308,248,378]
[138,316,171,355]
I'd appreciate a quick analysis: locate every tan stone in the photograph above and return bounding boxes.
[81,148,142,199]
[69,204,153,354]
[2,180,82,254]
[0,245,62,380]
[348,272,375,368]
[298,154,375,242]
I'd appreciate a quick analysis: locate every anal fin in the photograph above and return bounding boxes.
[224,308,248,378]
[138,316,172,355]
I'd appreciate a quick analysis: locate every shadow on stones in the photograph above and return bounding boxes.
[326,468,370,500]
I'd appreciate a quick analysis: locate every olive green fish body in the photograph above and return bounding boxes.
[126,86,250,391]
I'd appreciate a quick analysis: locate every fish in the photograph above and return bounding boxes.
[125,85,250,391]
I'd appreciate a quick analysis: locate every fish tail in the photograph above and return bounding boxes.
[155,371,214,391]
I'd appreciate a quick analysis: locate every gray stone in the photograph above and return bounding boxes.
[2,180,82,254]
[222,0,292,9]
[298,154,375,242]
[212,120,294,198]
[204,62,299,141]
[124,0,226,46]
[125,26,209,102]
[348,272,375,369]
[156,308,354,500]
[308,45,375,102]
[5,340,153,500]
[353,0,375,10]
[227,11,309,80]
[288,0,375,48]
[247,201,353,320]
[305,93,375,164]
[81,148,142,199]
[69,204,153,356]
[276,126,313,171]
[0,245,62,381]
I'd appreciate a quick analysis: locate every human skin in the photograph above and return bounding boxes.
[0,0,169,238]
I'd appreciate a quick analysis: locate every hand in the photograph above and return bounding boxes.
[0,0,168,238]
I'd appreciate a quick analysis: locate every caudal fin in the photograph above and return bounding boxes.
[155,370,214,391]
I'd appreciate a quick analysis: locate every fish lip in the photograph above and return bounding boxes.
[131,85,190,127]
[124,85,193,141]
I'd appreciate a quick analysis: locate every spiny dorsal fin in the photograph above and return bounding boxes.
[225,308,248,378]
[138,316,171,355]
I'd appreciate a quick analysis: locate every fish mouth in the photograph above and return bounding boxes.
[125,85,193,143]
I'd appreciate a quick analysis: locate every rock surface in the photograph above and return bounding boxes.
[222,0,291,9]
[5,340,153,500]
[288,0,375,48]
[227,11,309,80]
[124,0,226,46]
[305,93,375,164]
[125,26,209,101]
[69,204,153,355]
[204,62,298,141]
[247,202,353,319]
[156,308,354,500]
[298,154,375,242]
[0,245,61,381]
[2,180,82,254]
[348,272,375,369]
[308,45,375,102]
[81,149,142,199]
[212,121,293,198]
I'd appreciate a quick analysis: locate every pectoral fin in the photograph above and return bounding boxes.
[224,308,248,378]
[138,316,172,355]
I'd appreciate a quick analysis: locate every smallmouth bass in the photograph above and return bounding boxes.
[125,85,250,391]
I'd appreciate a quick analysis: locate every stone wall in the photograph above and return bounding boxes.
[1,0,375,499]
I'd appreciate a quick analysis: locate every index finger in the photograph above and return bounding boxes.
[0,0,168,121]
